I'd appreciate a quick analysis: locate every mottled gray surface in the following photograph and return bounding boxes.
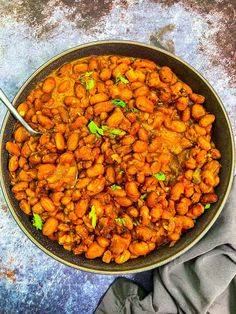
[0,0,235,313]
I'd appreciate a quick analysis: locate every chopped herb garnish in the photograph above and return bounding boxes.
[119,169,124,175]
[88,121,104,137]
[84,71,93,77]
[193,219,197,224]
[140,193,147,199]
[115,218,126,226]
[204,203,211,209]
[129,108,140,113]
[130,57,137,62]
[115,72,129,84]
[101,125,122,137]
[153,171,166,181]
[111,184,122,191]
[86,79,95,90]
[133,219,139,226]
[32,213,43,230]
[89,205,97,229]
[112,99,126,108]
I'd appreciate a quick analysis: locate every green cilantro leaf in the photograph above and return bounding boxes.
[130,57,137,62]
[101,125,122,137]
[153,171,166,181]
[129,108,140,113]
[88,121,104,136]
[86,79,95,90]
[89,205,97,229]
[32,213,43,230]
[140,193,147,200]
[193,219,197,224]
[116,73,129,84]
[111,184,122,191]
[115,218,126,226]
[112,99,126,108]
[85,71,93,77]
[204,203,211,209]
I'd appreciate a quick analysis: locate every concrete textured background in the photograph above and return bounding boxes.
[0,0,235,313]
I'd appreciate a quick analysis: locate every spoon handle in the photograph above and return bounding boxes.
[0,89,41,136]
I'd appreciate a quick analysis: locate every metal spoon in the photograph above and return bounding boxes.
[0,89,41,136]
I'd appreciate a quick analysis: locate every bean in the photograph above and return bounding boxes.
[40,196,56,212]
[190,93,205,104]
[170,182,185,201]
[176,198,191,215]
[74,83,86,98]
[201,193,218,204]
[73,63,88,73]
[85,242,105,259]
[192,203,204,218]
[176,97,188,111]
[12,182,28,193]
[180,216,194,229]
[37,114,54,129]
[129,241,149,256]
[70,116,88,130]
[17,102,28,117]
[42,77,56,93]
[135,96,154,113]
[182,107,191,122]
[19,200,31,215]
[38,164,56,180]
[102,250,112,263]
[115,197,133,207]
[159,66,173,83]
[6,142,21,156]
[100,68,112,81]
[57,80,70,93]
[67,132,79,151]
[32,202,44,214]
[123,214,134,230]
[150,204,163,221]
[192,104,206,120]
[87,177,106,195]
[74,199,89,218]
[106,108,124,128]
[134,86,149,97]
[140,206,150,225]
[55,133,65,151]
[97,236,110,248]
[136,226,153,241]
[106,166,116,183]
[133,140,148,153]
[64,96,80,107]
[94,101,114,116]
[87,164,105,177]
[115,250,131,264]
[42,217,59,236]
[9,156,19,172]
[146,191,159,208]
[198,136,211,151]
[14,127,30,142]
[127,207,139,218]
[90,93,109,105]
[199,114,215,128]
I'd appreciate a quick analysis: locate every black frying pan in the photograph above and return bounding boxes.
[0,41,234,274]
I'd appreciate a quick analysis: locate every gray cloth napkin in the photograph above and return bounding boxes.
[96,179,236,314]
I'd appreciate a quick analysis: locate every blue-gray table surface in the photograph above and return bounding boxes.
[0,1,235,313]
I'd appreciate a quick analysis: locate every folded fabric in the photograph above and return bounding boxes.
[96,179,236,314]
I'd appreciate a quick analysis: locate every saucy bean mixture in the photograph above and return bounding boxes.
[6,55,222,264]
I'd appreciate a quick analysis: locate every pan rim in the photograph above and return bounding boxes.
[0,40,235,274]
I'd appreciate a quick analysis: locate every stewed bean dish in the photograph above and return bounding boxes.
[6,55,222,264]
